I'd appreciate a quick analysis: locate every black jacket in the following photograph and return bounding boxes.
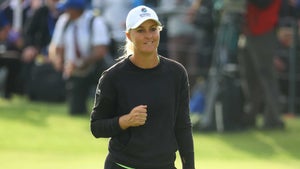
[23,6,58,51]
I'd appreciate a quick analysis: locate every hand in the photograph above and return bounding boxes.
[51,55,64,72]
[63,61,75,79]
[274,57,286,72]
[22,46,38,63]
[119,105,148,130]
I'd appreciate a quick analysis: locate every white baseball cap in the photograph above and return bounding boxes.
[126,5,161,32]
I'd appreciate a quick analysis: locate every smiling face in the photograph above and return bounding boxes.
[126,20,160,56]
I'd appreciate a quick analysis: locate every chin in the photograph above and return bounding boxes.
[143,49,156,54]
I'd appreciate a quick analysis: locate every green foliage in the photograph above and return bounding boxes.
[0,96,299,169]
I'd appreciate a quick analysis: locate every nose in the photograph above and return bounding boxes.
[145,30,153,39]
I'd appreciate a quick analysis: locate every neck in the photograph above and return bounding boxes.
[130,53,160,69]
[70,11,83,20]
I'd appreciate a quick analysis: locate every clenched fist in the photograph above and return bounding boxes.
[119,105,148,130]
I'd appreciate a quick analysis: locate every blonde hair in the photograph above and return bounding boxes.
[119,25,163,60]
[123,37,134,57]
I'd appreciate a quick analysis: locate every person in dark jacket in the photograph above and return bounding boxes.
[90,5,195,169]
[22,0,61,63]
[239,0,285,129]
[20,0,61,97]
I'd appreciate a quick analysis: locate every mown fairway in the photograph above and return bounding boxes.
[0,97,299,169]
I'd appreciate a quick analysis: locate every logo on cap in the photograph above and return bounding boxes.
[141,7,147,12]
[140,7,151,17]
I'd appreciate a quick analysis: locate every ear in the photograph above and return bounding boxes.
[126,31,131,41]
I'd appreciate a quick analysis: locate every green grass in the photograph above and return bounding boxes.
[0,96,300,169]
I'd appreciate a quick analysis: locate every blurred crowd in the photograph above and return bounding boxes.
[0,0,299,124]
[0,0,212,105]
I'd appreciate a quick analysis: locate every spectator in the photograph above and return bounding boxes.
[159,0,201,90]
[239,0,285,129]
[289,0,300,8]
[275,0,300,113]
[96,0,132,59]
[20,0,62,98]
[0,0,43,95]
[0,10,22,99]
[49,0,110,115]
[22,0,61,63]
[188,0,215,77]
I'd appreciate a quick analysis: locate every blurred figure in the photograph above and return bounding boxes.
[96,0,132,59]
[0,10,20,99]
[50,0,110,115]
[188,0,215,77]
[22,0,60,63]
[288,0,300,8]
[1,0,42,41]
[239,0,285,129]
[0,0,35,27]
[21,0,62,101]
[275,0,300,113]
[0,0,42,95]
[159,0,201,90]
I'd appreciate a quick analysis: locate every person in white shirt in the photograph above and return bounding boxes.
[95,0,133,59]
[49,0,110,115]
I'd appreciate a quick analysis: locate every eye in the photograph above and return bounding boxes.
[136,29,144,33]
[150,27,158,32]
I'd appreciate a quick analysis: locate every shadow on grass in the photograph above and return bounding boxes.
[194,118,300,160]
[0,96,69,127]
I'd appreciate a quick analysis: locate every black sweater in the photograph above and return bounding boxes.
[90,56,195,169]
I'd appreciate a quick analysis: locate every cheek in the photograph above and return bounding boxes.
[154,34,160,44]
[156,34,160,42]
[153,31,160,40]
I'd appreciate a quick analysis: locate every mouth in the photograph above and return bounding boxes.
[144,41,154,45]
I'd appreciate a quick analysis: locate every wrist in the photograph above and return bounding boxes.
[119,115,130,130]
[75,59,85,67]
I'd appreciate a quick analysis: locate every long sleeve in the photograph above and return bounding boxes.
[175,70,195,169]
[90,71,123,138]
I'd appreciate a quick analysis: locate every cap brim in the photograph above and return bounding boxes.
[128,18,161,31]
